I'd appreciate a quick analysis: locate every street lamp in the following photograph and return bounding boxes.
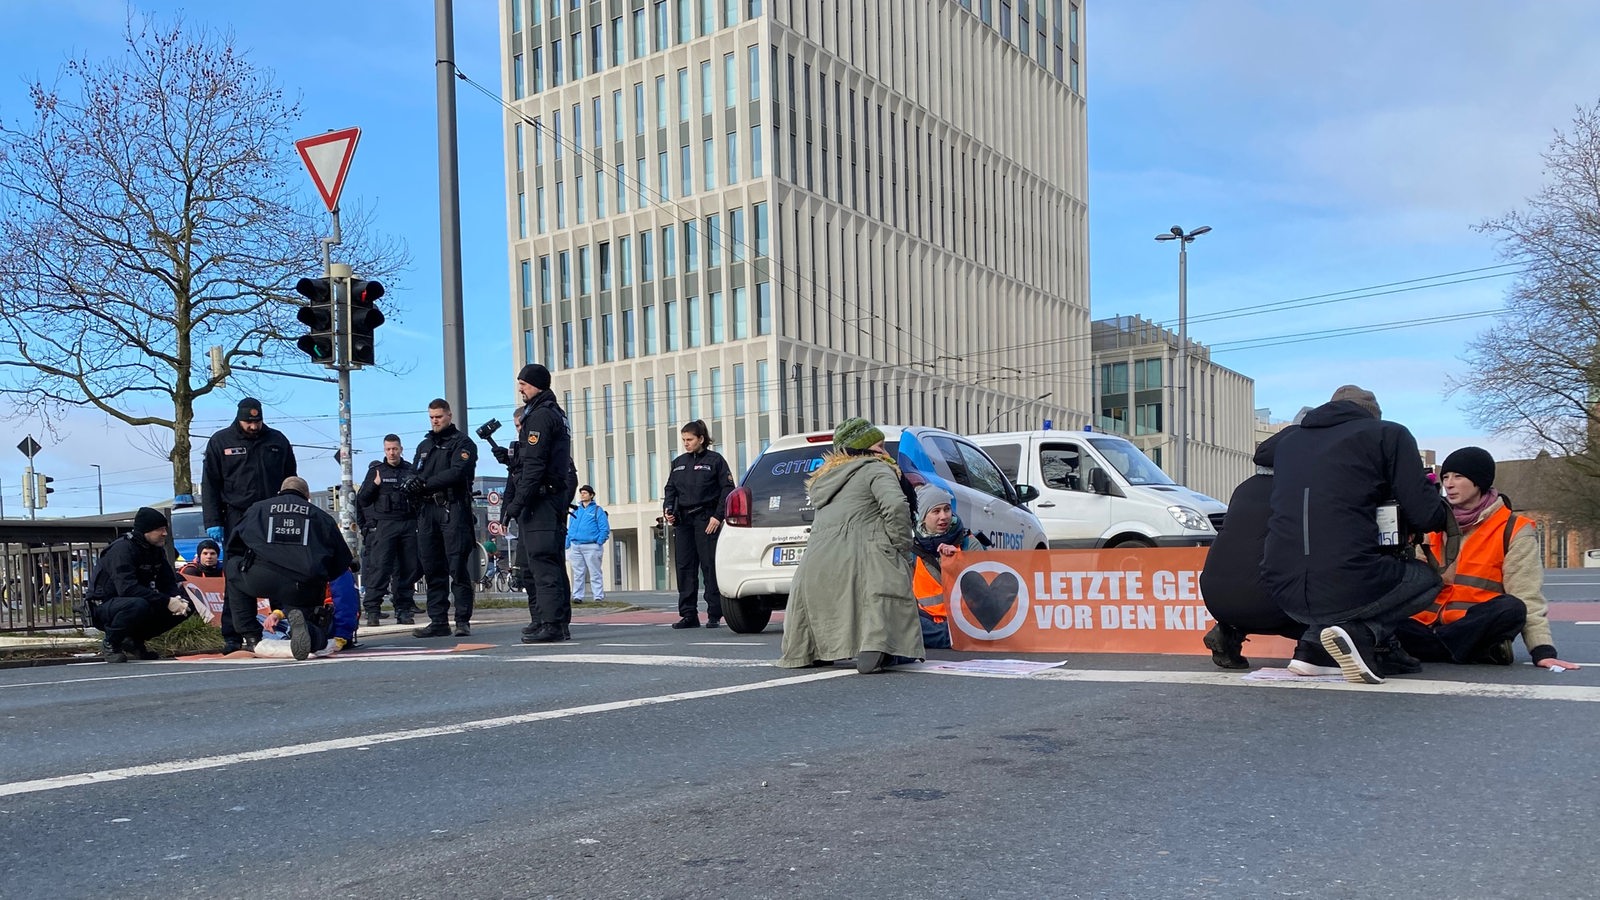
[1154,224,1212,486]
[983,392,1053,432]
[90,464,103,516]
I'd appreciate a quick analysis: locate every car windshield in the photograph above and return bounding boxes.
[743,441,900,528]
[1087,436,1175,486]
[170,507,205,540]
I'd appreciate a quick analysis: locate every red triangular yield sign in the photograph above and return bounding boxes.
[295,127,362,212]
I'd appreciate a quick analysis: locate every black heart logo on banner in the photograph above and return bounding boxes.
[959,570,1020,632]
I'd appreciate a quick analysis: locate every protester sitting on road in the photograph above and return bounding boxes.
[1261,385,1451,685]
[1395,447,1581,670]
[82,507,192,663]
[254,565,360,659]
[778,418,924,674]
[1199,425,1344,675]
[223,476,354,660]
[911,484,984,651]
[179,539,224,579]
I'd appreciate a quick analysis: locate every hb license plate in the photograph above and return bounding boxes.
[771,545,805,566]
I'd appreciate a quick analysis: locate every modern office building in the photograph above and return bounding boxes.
[1091,315,1254,501]
[501,0,1090,589]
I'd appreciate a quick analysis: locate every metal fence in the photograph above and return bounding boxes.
[0,516,135,633]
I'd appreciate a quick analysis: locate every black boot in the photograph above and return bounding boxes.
[1202,623,1249,670]
[122,639,159,661]
[100,638,128,664]
[365,612,381,627]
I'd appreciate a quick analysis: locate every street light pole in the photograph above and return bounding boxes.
[1154,225,1211,486]
[91,464,103,516]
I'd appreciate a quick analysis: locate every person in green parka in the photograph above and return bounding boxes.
[777,418,925,673]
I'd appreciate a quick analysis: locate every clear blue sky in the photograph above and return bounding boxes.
[3,0,1599,516]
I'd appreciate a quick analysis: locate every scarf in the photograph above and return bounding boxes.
[1453,488,1500,529]
[915,514,968,555]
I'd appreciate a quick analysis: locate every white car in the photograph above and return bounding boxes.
[714,425,1049,633]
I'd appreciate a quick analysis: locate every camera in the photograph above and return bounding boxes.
[476,418,502,441]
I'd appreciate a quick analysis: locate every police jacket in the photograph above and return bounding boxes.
[412,424,478,504]
[356,459,417,522]
[86,533,178,605]
[1199,427,1293,630]
[1261,401,1450,623]
[231,489,354,582]
[201,423,298,528]
[508,391,577,528]
[664,448,734,518]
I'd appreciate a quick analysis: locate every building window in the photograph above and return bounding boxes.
[531,48,545,93]
[729,207,746,261]
[583,387,594,434]
[688,370,700,419]
[542,325,554,368]
[555,181,567,228]
[515,123,525,172]
[553,109,563,160]
[622,308,636,358]
[703,137,715,190]
[562,321,574,368]
[665,373,678,423]
[611,17,624,66]
[711,367,724,419]
[753,201,769,255]
[748,44,760,100]
[579,246,592,294]
[654,0,668,50]
[709,289,725,343]
[724,52,737,108]
[581,316,594,365]
[559,250,572,298]
[599,242,613,291]
[645,377,657,426]
[517,191,527,238]
[677,67,690,122]
[573,103,583,154]
[701,60,714,116]
[519,259,532,307]
[751,125,763,177]
[732,285,748,339]
[539,255,552,304]
[644,303,658,353]
[662,225,677,276]
[756,359,769,412]
[665,299,680,351]
[592,23,604,73]
[633,8,647,58]
[707,214,722,267]
[535,186,546,233]
[680,143,693,196]
[684,219,699,272]
[655,74,667,128]
[624,381,637,429]
[513,53,525,99]
[619,236,633,287]
[733,363,746,416]
[658,151,671,200]
[756,281,771,334]
[634,82,645,134]
[677,0,692,42]
[727,130,739,184]
[687,295,702,347]
[641,230,655,280]
[637,155,649,207]
[552,39,563,85]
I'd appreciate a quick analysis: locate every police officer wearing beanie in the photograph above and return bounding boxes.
[83,507,191,663]
[201,397,298,653]
[663,419,735,629]
[506,364,579,643]
[1394,446,1581,670]
[224,477,354,660]
[356,433,421,626]
[406,399,480,638]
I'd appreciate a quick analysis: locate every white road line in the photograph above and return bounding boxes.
[0,661,311,689]
[514,653,775,667]
[1576,621,1600,626]
[692,642,770,646]
[0,669,852,798]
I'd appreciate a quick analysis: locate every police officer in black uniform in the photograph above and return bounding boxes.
[224,476,354,660]
[83,507,191,662]
[356,433,421,626]
[663,419,735,629]
[406,398,480,638]
[202,397,298,653]
[505,364,578,643]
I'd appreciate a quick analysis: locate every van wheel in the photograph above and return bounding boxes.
[723,598,772,634]
[1109,537,1155,549]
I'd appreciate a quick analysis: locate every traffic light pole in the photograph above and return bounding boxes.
[324,215,359,555]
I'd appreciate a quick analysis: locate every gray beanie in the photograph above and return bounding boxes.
[916,483,954,522]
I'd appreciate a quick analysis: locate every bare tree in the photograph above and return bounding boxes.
[0,15,406,499]
[1455,100,1600,479]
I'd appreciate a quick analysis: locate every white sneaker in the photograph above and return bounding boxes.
[1287,658,1342,677]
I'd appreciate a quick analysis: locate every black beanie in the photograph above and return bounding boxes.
[196,539,220,555]
[133,507,168,534]
[236,398,264,423]
[518,364,552,391]
[1441,446,1495,493]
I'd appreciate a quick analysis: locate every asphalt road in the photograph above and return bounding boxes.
[1,596,1597,899]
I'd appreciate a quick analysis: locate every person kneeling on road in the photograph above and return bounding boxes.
[911,484,985,651]
[254,565,359,659]
[223,477,354,661]
[82,507,192,663]
[1395,447,1581,670]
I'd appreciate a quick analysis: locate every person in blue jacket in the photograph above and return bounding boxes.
[566,485,610,604]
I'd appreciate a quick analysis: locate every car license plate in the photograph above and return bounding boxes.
[771,545,805,566]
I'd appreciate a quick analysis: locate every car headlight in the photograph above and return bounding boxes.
[1167,505,1212,531]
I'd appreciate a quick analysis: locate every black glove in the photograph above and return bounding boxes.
[502,502,522,523]
[491,445,510,466]
[400,476,427,498]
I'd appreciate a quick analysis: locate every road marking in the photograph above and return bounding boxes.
[514,653,774,667]
[692,642,770,647]
[0,669,852,798]
[1576,621,1600,626]
[0,661,311,689]
[910,664,1600,701]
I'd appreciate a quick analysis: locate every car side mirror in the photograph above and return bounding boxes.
[1089,468,1112,495]
[1014,483,1040,504]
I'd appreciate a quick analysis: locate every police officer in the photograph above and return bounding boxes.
[505,364,578,643]
[202,397,298,653]
[406,398,480,638]
[356,433,421,626]
[664,419,735,629]
[224,477,355,660]
[83,507,191,663]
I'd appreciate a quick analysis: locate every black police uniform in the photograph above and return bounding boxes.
[356,457,421,624]
[84,533,186,655]
[506,390,577,640]
[223,489,354,649]
[411,424,479,630]
[201,420,296,647]
[664,446,735,623]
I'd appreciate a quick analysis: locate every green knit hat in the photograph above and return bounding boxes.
[833,417,885,452]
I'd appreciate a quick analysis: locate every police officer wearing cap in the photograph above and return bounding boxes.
[202,397,298,653]
[406,399,480,638]
[505,364,578,643]
[356,433,422,626]
[224,476,354,660]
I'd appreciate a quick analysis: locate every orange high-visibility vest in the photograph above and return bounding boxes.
[913,557,947,622]
[1418,503,1530,627]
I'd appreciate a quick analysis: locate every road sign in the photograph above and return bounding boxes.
[487,521,504,537]
[16,436,40,459]
[294,127,362,212]
[486,490,502,506]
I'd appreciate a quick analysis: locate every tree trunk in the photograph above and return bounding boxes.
[172,398,194,502]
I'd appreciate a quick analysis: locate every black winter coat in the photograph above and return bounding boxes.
[1200,428,1301,633]
[86,534,178,605]
[201,423,298,528]
[1261,401,1449,622]
[508,391,577,529]
[412,424,478,502]
[232,490,354,582]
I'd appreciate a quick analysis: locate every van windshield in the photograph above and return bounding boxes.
[170,507,205,540]
[1086,436,1175,486]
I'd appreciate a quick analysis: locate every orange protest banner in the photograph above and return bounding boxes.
[944,548,1296,658]
[179,573,269,626]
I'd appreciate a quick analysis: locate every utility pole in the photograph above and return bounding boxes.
[436,0,469,430]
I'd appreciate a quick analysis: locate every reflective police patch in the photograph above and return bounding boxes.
[460,451,470,460]
[527,432,541,445]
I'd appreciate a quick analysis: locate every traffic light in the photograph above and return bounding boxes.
[347,279,385,367]
[295,277,335,365]
[33,472,53,508]
[22,474,35,509]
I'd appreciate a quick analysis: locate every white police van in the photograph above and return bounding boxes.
[714,425,1048,633]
